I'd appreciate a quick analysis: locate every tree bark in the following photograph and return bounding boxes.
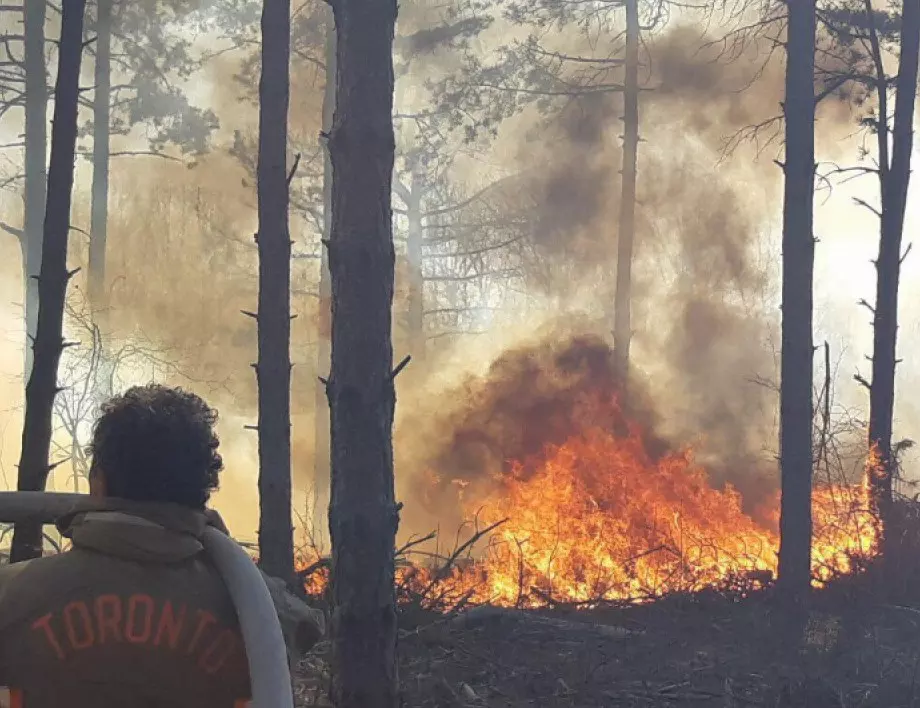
[612,0,639,384]
[255,0,295,584]
[314,9,335,539]
[88,0,113,308]
[326,0,399,703]
[21,0,47,381]
[867,0,920,537]
[776,0,817,599]
[406,170,425,361]
[9,0,87,563]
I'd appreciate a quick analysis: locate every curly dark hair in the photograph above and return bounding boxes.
[88,384,223,509]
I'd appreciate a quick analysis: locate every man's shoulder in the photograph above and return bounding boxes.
[0,555,58,589]
[0,554,79,605]
[0,551,80,582]
[0,557,58,635]
[0,559,32,594]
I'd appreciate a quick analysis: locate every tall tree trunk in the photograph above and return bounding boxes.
[88,0,113,308]
[406,170,425,361]
[255,0,294,584]
[314,9,335,539]
[612,0,639,383]
[326,0,399,703]
[867,0,920,538]
[9,0,87,563]
[22,0,47,381]
[776,0,817,599]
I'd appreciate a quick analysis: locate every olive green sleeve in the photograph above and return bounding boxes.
[0,563,29,682]
[0,562,29,618]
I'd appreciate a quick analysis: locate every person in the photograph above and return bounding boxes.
[0,384,320,708]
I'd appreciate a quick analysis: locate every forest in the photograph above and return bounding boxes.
[0,0,920,705]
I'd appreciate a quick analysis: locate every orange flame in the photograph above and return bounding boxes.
[460,425,878,606]
[299,398,880,607]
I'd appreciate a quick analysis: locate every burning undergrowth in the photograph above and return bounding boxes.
[301,333,878,611]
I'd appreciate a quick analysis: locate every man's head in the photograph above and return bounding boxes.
[87,384,223,509]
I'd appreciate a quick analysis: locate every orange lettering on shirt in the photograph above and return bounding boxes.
[63,601,95,650]
[199,629,239,674]
[186,610,216,654]
[94,594,122,643]
[125,594,155,644]
[30,613,65,660]
[153,601,186,649]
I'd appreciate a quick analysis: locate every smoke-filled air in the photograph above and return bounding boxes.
[4,0,920,705]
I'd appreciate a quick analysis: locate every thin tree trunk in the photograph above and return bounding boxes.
[314,10,335,538]
[776,0,817,599]
[612,0,639,383]
[406,170,425,361]
[255,0,294,584]
[867,0,920,537]
[326,0,399,702]
[10,0,87,563]
[22,0,47,381]
[88,0,113,308]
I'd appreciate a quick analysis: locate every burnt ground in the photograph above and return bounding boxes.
[293,575,920,708]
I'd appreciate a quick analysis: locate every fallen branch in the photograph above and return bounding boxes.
[395,530,437,559]
[425,518,507,588]
[296,556,331,581]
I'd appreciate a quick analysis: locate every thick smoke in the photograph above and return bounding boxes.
[454,24,788,511]
[392,18,868,534]
[396,331,663,530]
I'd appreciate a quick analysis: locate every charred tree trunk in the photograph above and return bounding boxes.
[612,0,639,384]
[776,0,817,599]
[22,0,47,380]
[255,0,294,584]
[314,10,335,537]
[867,0,920,537]
[406,171,425,361]
[88,0,113,308]
[326,0,399,703]
[9,0,87,563]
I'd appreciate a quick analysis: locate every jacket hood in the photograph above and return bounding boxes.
[56,499,230,564]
